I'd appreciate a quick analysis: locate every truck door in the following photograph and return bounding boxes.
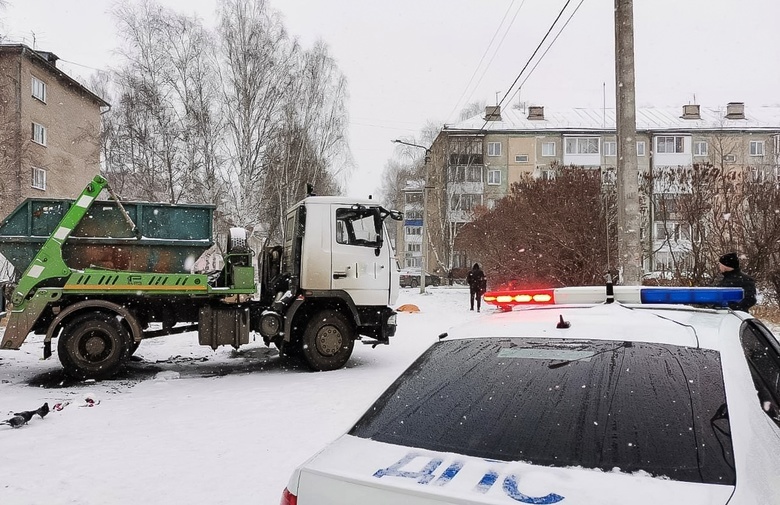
[330,204,391,306]
[282,205,306,293]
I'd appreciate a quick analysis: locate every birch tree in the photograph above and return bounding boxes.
[108,1,222,205]
[260,40,349,243]
[218,0,293,231]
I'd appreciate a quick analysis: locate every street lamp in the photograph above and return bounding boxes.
[392,139,431,294]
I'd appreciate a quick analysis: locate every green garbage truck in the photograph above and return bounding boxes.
[0,175,402,379]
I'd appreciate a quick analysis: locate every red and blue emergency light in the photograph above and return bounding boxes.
[483,286,744,309]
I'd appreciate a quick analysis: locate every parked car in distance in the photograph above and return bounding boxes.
[281,285,780,504]
[399,269,441,288]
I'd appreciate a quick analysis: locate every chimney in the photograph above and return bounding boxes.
[725,102,745,120]
[527,105,545,120]
[681,104,700,120]
[34,50,59,67]
[485,105,502,121]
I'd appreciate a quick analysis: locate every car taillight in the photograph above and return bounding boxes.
[280,488,297,505]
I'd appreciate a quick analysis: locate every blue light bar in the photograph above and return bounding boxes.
[639,287,744,306]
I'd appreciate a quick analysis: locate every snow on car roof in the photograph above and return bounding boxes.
[441,302,743,351]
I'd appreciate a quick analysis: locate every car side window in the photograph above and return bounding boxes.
[335,208,381,247]
[740,321,780,428]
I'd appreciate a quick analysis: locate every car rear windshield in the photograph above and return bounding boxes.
[350,338,735,485]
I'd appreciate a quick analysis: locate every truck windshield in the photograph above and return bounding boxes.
[350,337,735,485]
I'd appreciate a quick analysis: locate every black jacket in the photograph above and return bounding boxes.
[718,269,757,312]
[467,268,486,293]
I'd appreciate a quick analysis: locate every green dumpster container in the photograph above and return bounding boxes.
[0,198,215,274]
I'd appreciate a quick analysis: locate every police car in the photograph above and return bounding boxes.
[281,285,780,504]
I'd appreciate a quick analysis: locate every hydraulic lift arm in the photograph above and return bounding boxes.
[1,175,108,349]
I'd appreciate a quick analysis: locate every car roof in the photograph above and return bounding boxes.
[441,302,749,351]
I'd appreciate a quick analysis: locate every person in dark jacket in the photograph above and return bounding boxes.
[717,252,757,312]
[466,263,486,312]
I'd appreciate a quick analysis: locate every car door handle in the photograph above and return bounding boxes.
[333,272,347,279]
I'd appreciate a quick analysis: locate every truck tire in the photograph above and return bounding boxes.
[410,278,419,288]
[301,310,355,371]
[57,312,132,380]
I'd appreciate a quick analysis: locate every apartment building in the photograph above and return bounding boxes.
[0,44,109,220]
[425,102,780,275]
[398,181,424,270]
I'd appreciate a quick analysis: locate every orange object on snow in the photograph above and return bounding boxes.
[397,304,420,313]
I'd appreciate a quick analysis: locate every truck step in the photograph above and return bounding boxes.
[361,339,390,348]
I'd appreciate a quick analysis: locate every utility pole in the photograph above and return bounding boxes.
[614,0,642,284]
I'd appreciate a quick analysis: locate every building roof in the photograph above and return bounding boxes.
[0,44,110,108]
[447,105,780,134]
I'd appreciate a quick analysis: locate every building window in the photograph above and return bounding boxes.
[694,141,708,156]
[565,137,599,154]
[487,142,502,157]
[32,167,46,190]
[32,76,47,103]
[656,136,685,154]
[542,142,556,156]
[448,165,483,183]
[405,257,421,268]
[405,192,422,204]
[750,140,765,156]
[405,226,422,236]
[636,141,646,157]
[450,193,482,211]
[487,169,501,185]
[452,251,467,269]
[601,167,616,186]
[654,221,698,242]
[604,141,617,156]
[405,210,422,220]
[406,243,421,252]
[514,154,529,163]
[32,122,47,146]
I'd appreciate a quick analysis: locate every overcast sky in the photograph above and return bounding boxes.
[3,0,779,199]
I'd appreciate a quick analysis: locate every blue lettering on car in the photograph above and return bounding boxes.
[474,470,499,492]
[374,454,565,503]
[503,474,564,504]
[373,452,443,484]
[432,461,464,486]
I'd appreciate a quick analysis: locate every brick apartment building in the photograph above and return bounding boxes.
[0,44,109,220]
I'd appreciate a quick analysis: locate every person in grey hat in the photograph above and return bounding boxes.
[717,252,756,312]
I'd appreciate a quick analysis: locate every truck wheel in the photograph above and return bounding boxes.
[410,278,419,288]
[57,312,132,380]
[301,310,355,371]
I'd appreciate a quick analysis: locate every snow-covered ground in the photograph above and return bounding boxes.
[0,287,479,505]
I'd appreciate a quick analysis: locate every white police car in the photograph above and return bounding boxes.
[281,286,780,504]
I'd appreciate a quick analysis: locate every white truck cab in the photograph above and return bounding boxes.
[256,196,402,370]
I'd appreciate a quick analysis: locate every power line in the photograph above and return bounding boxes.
[477,0,574,132]
[460,0,529,115]
[58,58,108,73]
[445,0,526,123]
[506,0,587,106]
